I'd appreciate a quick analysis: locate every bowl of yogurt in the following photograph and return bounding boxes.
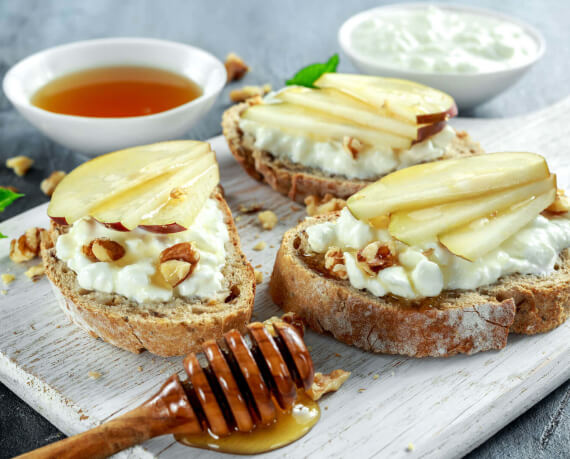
[339,4,545,110]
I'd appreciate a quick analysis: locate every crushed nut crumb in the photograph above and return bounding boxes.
[137,366,143,372]
[253,240,266,251]
[307,369,351,401]
[25,264,45,281]
[230,84,271,103]
[6,156,34,176]
[304,194,347,216]
[225,53,250,82]
[1,273,15,285]
[41,171,66,196]
[258,210,278,230]
[254,270,263,285]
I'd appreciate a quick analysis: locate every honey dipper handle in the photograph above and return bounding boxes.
[17,374,202,459]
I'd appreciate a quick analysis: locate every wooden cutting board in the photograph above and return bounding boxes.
[1,97,569,458]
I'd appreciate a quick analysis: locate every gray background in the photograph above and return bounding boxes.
[0,0,568,457]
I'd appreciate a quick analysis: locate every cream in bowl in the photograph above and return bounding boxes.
[339,4,545,109]
[2,38,226,155]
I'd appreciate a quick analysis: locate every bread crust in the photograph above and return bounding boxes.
[41,189,255,357]
[269,214,570,357]
[222,100,485,203]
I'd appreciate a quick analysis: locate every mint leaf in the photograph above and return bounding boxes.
[0,187,23,212]
[286,54,339,88]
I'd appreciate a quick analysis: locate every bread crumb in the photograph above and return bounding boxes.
[308,369,351,401]
[253,241,266,251]
[6,156,34,176]
[225,53,249,82]
[88,371,102,379]
[258,210,278,230]
[41,171,66,197]
[254,270,263,285]
[406,443,415,452]
[1,273,15,285]
[25,264,45,281]
[137,366,143,372]
[230,84,271,103]
[373,374,379,380]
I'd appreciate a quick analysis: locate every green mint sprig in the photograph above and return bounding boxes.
[0,187,24,238]
[286,54,339,88]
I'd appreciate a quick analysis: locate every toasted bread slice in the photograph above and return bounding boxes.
[269,213,570,357]
[222,98,485,203]
[41,189,255,357]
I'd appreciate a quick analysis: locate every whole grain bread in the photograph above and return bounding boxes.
[41,189,255,357]
[222,99,485,203]
[269,213,570,357]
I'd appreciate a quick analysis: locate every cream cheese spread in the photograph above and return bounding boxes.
[350,6,538,74]
[56,198,229,303]
[239,118,456,180]
[306,208,570,299]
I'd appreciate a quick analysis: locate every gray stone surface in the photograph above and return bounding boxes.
[0,0,568,457]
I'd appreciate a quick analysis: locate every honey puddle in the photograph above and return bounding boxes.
[175,392,320,454]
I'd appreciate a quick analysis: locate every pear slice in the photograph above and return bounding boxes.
[242,102,412,150]
[389,175,556,245]
[48,141,219,231]
[439,187,556,261]
[347,152,550,222]
[314,73,457,124]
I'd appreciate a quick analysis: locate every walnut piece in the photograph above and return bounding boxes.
[225,53,250,82]
[159,242,200,287]
[307,369,351,401]
[258,210,278,230]
[357,241,396,275]
[230,84,271,103]
[546,189,570,214]
[342,136,365,159]
[6,156,34,176]
[254,269,263,285]
[83,238,126,262]
[25,263,45,281]
[41,171,66,197]
[324,246,348,280]
[304,193,347,216]
[10,228,44,263]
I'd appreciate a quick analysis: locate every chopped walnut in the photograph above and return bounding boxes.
[254,269,263,285]
[41,171,66,197]
[324,247,348,280]
[230,84,271,103]
[10,228,44,263]
[1,273,15,285]
[159,242,200,287]
[253,240,266,251]
[342,136,365,159]
[307,369,351,401]
[304,194,347,216]
[357,241,397,275]
[546,189,570,214]
[6,156,34,176]
[258,210,278,230]
[25,264,45,281]
[83,238,125,262]
[225,53,250,82]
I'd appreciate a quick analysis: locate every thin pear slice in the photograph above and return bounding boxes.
[347,152,550,222]
[315,73,457,124]
[48,141,210,225]
[439,187,556,261]
[276,87,418,139]
[242,102,412,149]
[389,175,556,245]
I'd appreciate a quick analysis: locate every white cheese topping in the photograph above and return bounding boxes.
[350,6,539,74]
[55,198,229,303]
[239,119,456,180]
[306,208,570,299]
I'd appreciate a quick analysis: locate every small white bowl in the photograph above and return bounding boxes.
[339,4,546,110]
[3,38,226,155]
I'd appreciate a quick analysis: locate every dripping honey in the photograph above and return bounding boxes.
[31,66,202,118]
[175,391,320,455]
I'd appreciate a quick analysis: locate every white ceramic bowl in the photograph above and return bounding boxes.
[3,38,226,155]
[339,4,546,110]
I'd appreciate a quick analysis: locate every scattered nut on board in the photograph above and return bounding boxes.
[258,210,278,230]
[1,273,15,285]
[6,156,34,176]
[253,240,266,251]
[307,369,351,401]
[10,227,44,263]
[225,53,249,82]
[25,264,45,281]
[238,202,263,214]
[41,171,66,196]
[254,269,263,285]
[230,84,271,103]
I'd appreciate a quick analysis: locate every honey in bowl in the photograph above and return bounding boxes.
[31,66,202,118]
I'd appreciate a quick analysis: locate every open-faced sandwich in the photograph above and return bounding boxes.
[270,152,570,357]
[41,141,255,356]
[223,70,483,203]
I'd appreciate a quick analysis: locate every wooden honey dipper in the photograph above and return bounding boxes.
[18,319,314,459]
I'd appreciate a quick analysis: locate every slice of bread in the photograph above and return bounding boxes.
[41,189,255,357]
[269,213,570,357]
[222,98,485,203]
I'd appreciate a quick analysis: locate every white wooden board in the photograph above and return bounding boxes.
[1,97,569,459]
